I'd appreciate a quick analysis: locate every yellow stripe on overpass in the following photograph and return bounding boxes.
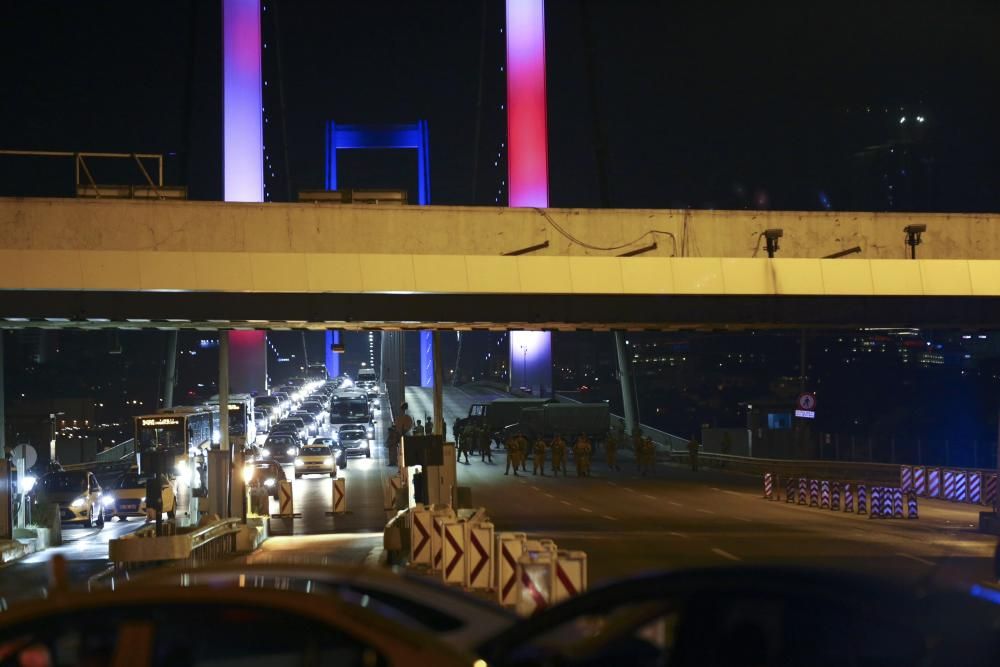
[1,250,999,297]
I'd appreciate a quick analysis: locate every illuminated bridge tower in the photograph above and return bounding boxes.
[506,0,553,395]
[222,0,267,394]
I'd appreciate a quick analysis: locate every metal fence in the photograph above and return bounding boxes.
[95,439,135,463]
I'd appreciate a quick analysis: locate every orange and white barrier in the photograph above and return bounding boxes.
[409,504,432,566]
[440,518,468,585]
[466,520,494,591]
[332,477,347,514]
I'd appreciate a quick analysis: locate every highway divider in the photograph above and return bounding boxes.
[766,473,918,520]
[900,465,999,508]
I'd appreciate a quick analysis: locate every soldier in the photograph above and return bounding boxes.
[457,427,471,464]
[605,430,620,471]
[687,435,700,472]
[574,434,592,477]
[478,426,493,463]
[413,420,425,436]
[504,433,521,476]
[551,433,566,476]
[640,437,656,476]
[517,432,530,472]
[532,437,547,476]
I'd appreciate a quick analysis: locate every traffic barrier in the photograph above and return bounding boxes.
[857,485,867,514]
[466,521,494,590]
[882,487,893,518]
[497,532,527,606]
[249,487,269,516]
[943,470,957,501]
[969,472,982,505]
[869,487,882,518]
[785,477,796,504]
[809,479,819,507]
[820,480,831,509]
[270,480,298,519]
[893,488,904,519]
[441,519,467,585]
[927,468,942,498]
[954,471,968,503]
[907,491,919,519]
[900,466,913,492]
[763,472,775,500]
[985,474,999,507]
[332,477,346,514]
[844,483,854,513]
[515,549,555,617]
[913,467,927,496]
[430,507,455,573]
[552,550,588,604]
[409,504,432,566]
[798,477,807,505]
[831,481,841,511]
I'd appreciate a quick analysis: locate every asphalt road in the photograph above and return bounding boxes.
[403,386,998,590]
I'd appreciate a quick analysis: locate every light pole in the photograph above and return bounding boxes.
[520,345,528,391]
[48,412,64,463]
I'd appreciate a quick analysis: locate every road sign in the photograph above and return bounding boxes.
[278,480,293,517]
[12,444,37,470]
[441,519,467,584]
[332,477,346,514]
[796,393,816,411]
[410,505,432,566]
[466,521,494,590]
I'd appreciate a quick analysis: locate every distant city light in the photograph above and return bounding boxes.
[899,116,906,124]
[916,115,925,123]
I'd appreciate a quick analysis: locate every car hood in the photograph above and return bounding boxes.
[107,489,145,501]
[36,490,87,504]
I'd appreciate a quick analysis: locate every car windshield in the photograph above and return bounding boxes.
[116,473,143,489]
[38,472,87,492]
[301,446,332,456]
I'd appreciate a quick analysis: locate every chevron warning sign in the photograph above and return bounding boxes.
[409,505,431,566]
[442,520,467,584]
[515,552,554,617]
[466,521,494,590]
[497,532,526,606]
[552,550,588,604]
[332,477,346,514]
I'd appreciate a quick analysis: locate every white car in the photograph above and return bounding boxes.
[33,471,104,528]
[103,471,176,521]
[294,443,340,478]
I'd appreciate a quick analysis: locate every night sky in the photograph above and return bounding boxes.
[1,1,998,211]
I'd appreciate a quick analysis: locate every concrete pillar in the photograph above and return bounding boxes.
[614,332,638,436]
[432,331,444,436]
[163,330,177,409]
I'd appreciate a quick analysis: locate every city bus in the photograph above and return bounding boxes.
[134,407,218,500]
[203,393,257,451]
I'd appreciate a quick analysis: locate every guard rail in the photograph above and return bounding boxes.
[108,517,243,573]
[665,450,901,485]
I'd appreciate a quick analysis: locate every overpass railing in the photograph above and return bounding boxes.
[553,392,688,450]
[664,450,901,485]
[96,439,135,462]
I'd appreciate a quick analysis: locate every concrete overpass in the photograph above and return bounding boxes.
[1,197,999,330]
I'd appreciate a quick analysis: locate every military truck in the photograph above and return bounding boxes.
[458,398,609,441]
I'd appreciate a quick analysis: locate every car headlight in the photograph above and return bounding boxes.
[101,495,114,507]
[261,448,270,457]
[286,447,297,457]
[323,457,333,466]
[294,458,304,467]
[141,496,146,503]
[263,478,275,488]
[71,497,87,509]
[19,475,36,494]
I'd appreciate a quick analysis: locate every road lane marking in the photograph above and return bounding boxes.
[896,552,935,567]
[668,531,689,539]
[601,514,618,521]
[624,487,638,493]
[579,507,593,513]
[607,481,618,487]
[711,487,721,491]
[642,494,657,501]
[560,500,572,506]
[668,501,683,507]
[544,493,555,499]
[530,486,540,491]
[711,548,741,561]
[696,508,715,515]
[723,490,742,496]
[735,517,753,523]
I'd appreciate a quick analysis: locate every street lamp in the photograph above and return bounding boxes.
[49,411,65,462]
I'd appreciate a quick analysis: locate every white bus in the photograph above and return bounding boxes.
[204,393,257,451]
